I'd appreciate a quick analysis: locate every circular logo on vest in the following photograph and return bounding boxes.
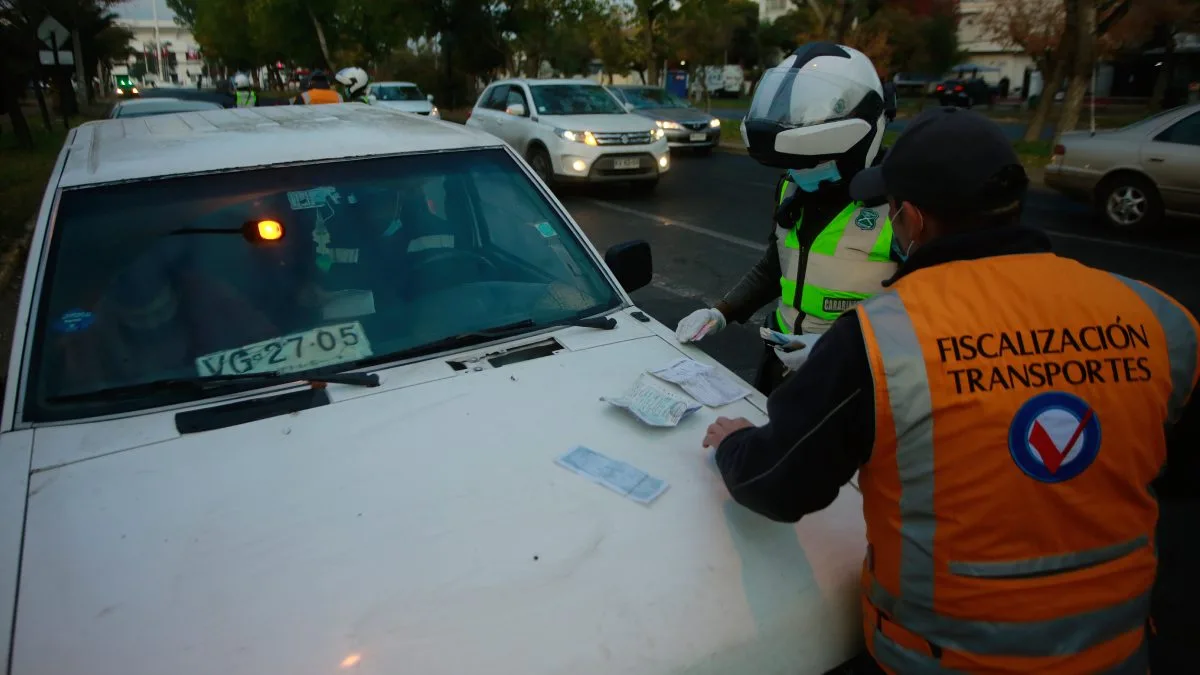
[855,208,879,230]
[1008,391,1101,483]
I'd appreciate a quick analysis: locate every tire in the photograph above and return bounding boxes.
[526,146,555,187]
[1096,173,1163,230]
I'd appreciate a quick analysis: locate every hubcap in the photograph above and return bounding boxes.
[1106,185,1146,226]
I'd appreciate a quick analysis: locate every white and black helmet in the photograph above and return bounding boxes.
[742,43,887,176]
[232,72,252,90]
[335,67,370,100]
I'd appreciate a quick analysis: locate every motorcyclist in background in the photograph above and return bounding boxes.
[675,42,898,395]
[335,67,371,104]
[232,73,257,108]
[293,70,343,105]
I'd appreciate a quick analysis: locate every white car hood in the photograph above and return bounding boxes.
[13,317,865,675]
[375,100,434,114]
[538,113,656,133]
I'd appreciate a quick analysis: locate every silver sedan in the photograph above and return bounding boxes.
[606,85,722,154]
[1044,103,1200,229]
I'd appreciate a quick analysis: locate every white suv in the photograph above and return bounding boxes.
[466,78,669,191]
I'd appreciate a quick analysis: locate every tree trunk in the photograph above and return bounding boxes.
[1055,0,1095,144]
[307,5,334,71]
[1024,39,1072,142]
[643,10,658,86]
[0,66,34,149]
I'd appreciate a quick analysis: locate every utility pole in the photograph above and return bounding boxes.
[152,0,164,80]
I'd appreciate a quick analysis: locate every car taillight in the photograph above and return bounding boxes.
[935,85,944,92]
[1054,144,1065,156]
[954,85,964,92]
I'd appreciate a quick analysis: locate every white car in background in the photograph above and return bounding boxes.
[0,103,867,675]
[366,80,440,118]
[466,78,669,192]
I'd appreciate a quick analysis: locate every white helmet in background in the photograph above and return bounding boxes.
[232,72,252,90]
[741,43,886,178]
[335,67,370,100]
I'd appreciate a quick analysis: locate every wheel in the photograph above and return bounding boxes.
[526,146,555,187]
[1096,173,1163,229]
[631,178,659,195]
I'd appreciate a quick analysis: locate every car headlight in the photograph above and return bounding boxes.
[556,128,598,146]
[656,120,682,130]
[709,118,721,128]
[131,87,139,94]
[430,106,440,118]
[651,127,664,141]
[115,87,123,94]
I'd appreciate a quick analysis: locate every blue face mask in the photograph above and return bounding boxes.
[786,161,842,193]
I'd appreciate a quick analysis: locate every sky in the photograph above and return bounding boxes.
[115,0,176,21]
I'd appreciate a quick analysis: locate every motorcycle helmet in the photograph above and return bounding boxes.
[335,67,370,100]
[742,42,887,178]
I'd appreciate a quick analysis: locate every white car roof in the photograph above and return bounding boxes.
[59,104,502,188]
[372,81,420,88]
[497,78,604,87]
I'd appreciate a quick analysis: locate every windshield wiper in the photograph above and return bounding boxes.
[49,367,380,404]
[381,314,618,364]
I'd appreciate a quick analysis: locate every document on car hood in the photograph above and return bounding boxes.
[556,446,669,505]
[650,357,751,408]
[602,374,701,427]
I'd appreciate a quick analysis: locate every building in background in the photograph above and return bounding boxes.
[111,0,204,87]
[758,0,790,24]
[956,0,1033,86]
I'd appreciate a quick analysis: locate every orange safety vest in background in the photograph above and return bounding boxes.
[300,88,342,104]
[855,253,1200,674]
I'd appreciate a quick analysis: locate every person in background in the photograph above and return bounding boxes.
[232,73,257,108]
[335,67,371,104]
[675,42,897,395]
[702,106,1199,674]
[293,70,342,105]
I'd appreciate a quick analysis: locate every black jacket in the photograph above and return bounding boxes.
[715,224,1200,520]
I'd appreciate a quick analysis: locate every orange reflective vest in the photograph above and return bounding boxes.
[855,252,1199,674]
[300,88,343,105]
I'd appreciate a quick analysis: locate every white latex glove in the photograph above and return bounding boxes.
[774,332,823,371]
[675,308,726,342]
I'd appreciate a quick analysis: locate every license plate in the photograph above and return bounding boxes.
[195,321,374,376]
[689,133,707,142]
[613,158,640,170]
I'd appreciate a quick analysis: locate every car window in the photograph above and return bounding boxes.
[374,85,424,102]
[1154,112,1200,146]
[504,87,528,113]
[482,85,509,111]
[27,148,620,422]
[620,88,688,109]
[529,84,624,115]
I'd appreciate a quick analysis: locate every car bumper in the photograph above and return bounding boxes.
[551,142,670,182]
[1043,165,1098,200]
[663,127,719,148]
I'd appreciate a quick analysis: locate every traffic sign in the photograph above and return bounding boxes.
[39,50,75,66]
[37,16,70,50]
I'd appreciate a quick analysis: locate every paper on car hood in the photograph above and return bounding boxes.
[14,336,866,675]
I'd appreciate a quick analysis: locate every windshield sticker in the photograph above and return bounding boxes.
[53,309,95,333]
[313,221,334,271]
[288,186,341,211]
[534,221,557,238]
[195,321,373,377]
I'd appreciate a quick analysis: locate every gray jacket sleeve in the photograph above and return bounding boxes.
[717,233,782,325]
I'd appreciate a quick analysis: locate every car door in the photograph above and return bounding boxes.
[1141,110,1200,213]
[496,85,535,152]
[469,84,508,137]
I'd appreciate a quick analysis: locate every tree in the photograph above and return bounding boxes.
[1056,0,1096,143]
[589,2,636,82]
[727,0,762,67]
[669,0,743,106]
[632,0,670,85]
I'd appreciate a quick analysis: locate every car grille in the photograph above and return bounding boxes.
[682,121,710,130]
[416,110,430,115]
[592,131,654,145]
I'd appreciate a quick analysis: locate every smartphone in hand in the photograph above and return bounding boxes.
[759,327,807,352]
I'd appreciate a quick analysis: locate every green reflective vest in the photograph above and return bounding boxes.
[235,90,257,108]
[774,180,897,334]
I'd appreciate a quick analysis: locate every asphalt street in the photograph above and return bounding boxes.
[558,150,1200,384]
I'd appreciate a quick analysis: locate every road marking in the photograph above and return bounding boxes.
[584,199,768,252]
[1043,230,1200,261]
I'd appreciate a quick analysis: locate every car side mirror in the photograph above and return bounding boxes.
[623,102,634,112]
[604,240,653,293]
[426,94,434,102]
[505,102,527,117]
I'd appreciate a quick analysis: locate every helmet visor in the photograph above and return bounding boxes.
[747,66,874,128]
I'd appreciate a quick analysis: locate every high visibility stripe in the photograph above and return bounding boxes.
[869,223,893,260]
[776,306,799,334]
[808,203,860,256]
[948,536,1148,579]
[861,291,1154,660]
[1113,274,1199,423]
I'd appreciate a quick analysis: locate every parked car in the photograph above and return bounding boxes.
[366,81,439,118]
[107,97,223,119]
[934,79,993,108]
[607,85,721,154]
[466,78,669,191]
[1044,103,1200,229]
[2,103,867,674]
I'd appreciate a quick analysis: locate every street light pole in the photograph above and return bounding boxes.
[152,0,164,80]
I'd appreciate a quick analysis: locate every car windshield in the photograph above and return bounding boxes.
[29,148,621,421]
[373,85,424,102]
[529,84,625,115]
[619,88,689,109]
